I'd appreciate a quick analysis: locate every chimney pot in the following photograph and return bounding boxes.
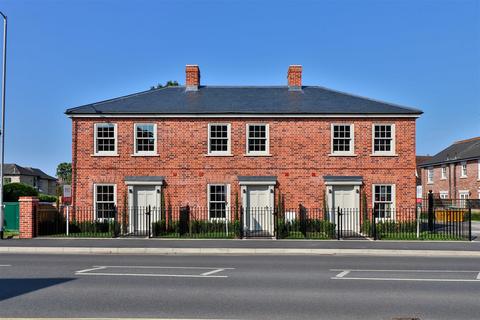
[185,65,200,91]
[287,65,302,90]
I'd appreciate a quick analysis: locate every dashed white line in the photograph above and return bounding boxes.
[335,270,351,278]
[0,264,11,267]
[75,266,107,274]
[201,268,226,276]
[76,272,229,278]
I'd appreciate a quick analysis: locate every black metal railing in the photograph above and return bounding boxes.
[34,203,472,241]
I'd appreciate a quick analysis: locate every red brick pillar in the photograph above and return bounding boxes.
[19,196,39,239]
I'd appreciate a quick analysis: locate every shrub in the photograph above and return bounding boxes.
[3,183,38,202]
[39,194,57,203]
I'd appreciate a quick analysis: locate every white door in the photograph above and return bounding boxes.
[332,185,360,231]
[132,186,158,234]
[246,185,274,235]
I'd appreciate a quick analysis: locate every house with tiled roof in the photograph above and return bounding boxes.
[3,164,57,195]
[418,137,480,200]
[66,65,422,237]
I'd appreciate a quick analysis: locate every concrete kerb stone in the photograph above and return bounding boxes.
[1,246,480,257]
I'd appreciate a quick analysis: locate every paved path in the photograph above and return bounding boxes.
[0,253,479,319]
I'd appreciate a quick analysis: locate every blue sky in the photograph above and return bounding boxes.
[1,0,479,176]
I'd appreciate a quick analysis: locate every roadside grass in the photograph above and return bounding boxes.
[3,230,19,238]
[379,232,467,241]
[471,210,480,221]
[285,231,332,239]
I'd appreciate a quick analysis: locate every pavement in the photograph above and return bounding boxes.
[1,238,480,257]
[0,253,479,319]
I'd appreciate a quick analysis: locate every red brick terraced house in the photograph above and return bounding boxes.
[419,137,480,201]
[66,65,422,236]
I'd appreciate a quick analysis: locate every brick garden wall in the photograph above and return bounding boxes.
[71,117,417,214]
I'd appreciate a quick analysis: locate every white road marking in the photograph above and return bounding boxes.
[330,268,480,282]
[330,269,480,273]
[0,264,11,267]
[76,272,228,278]
[335,270,351,278]
[76,266,107,274]
[75,265,235,278]
[331,277,480,282]
[91,265,235,270]
[201,268,225,276]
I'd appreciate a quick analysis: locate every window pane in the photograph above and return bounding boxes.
[332,125,351,153]
[95,185,115,220]
[96,124,116,152]
[248,125,267,153]
[209,185,227,219]
[209,125,229,152]
[374,125,392,152]
[136,124,155,152]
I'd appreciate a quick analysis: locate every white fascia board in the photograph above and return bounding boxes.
[68,113,421,119]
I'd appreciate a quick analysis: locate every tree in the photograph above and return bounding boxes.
[150,80,179,90]
[56,162,72,184]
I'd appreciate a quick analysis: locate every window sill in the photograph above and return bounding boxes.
[427,182,434,185]
[91,153,119,157]
[370,153,398,157]
[328,153,357,157]
[131,153,158,157]
[460,176,468,179]
[205,154,234,157]
[244,153,272,157]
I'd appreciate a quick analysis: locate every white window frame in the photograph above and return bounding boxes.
[427,167,434,184]
[245,123,270,156]
[441,166,447,180]
[439,191,449,199]
[460,161,467,178]
[372,184,396,220]
[207,183,231,220]
[330,123,355,156]
[93,183,117,221]
[207,123,232,156]
[372,123,396,156]
[94,123,118,156]
[133,123,157,156]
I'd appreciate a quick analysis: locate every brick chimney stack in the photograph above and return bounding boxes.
[185,65,200,91]
[287,65,302,90]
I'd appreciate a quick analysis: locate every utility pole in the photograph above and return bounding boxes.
[0,11,7,240]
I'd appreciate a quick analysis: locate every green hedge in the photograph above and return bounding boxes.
[3,183,38,202]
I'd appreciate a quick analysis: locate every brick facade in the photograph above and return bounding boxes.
[71,117,417,212]
[421,159,480,198]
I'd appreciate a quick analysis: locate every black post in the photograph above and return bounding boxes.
[113,206,119,238]
[337,207,341,240]
[468,207,472,241]
[274,207,279,240]
[240,206,244,239]
[427,190,434,232]
[147,205,151,238]
[372,208,377,240]
[299,204,307,238]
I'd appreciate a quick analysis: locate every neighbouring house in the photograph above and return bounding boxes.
[416,155,433,202]
[65,65,422,235]
[3,164,57,195]
[419,137,480,200]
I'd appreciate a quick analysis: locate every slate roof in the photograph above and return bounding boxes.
[3,164,56,180]
[65,86,422,116]
[418,137,480,167]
